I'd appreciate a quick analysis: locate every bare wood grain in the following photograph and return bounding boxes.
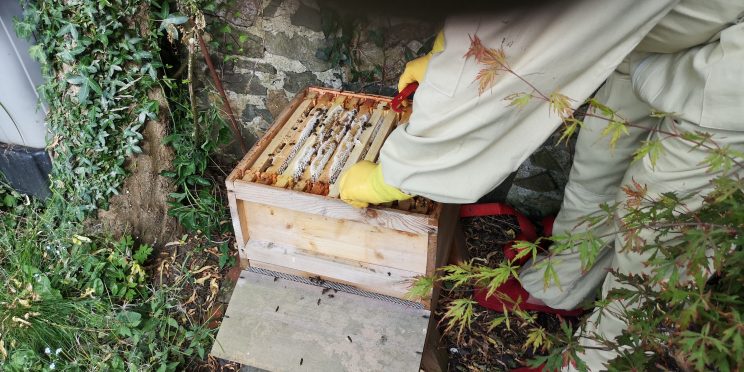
[363,108,398,162]
[243,201,429,273]
[232,180,437,234]
[227,191,248,259]
[327,101,387,198]
[246,240,419,300]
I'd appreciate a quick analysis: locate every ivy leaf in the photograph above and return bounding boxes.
[27,44,46,63]
[78,82,91,103]
[117,310,142,327]
[56,23,79,40]
[160,14,189,28]
[67,75,85,85]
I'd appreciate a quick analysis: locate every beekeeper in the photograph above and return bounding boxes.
[338,0,744,370]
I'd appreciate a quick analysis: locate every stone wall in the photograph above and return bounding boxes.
[202,0,438,159]
[202,0,577,218]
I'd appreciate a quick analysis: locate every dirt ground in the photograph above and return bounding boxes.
[95,90,183,246]
[144,231,243,371]
[439,215,572,371]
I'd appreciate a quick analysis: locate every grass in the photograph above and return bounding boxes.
[0,183,223,371]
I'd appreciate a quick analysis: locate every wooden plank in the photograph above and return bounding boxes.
[244,98,315,179]
[327,101,387,198]
[426,204,459,279]
[420,320,448,372]
[363,108,397,162]
[243,202,428,273]
[449,221,468,265]
[313,99,367,187]
[227,89,309,184]
[308,86,395,103]
[211,270,429,372]
[246,240,419,300]
[227,191,248,259]
[414,204,460,309]
[292,96,348,192]
[232,180,437,234]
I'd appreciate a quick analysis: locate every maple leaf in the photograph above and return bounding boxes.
[466,34,509,94]
[621,178,648,209]
[476,67,500,94]
[505,92,533,109]
[480,46,508,68]
[549,92,574,120]
[464,34,487,62]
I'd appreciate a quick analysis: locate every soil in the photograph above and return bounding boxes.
[145,232,242,371]
[438,215,571,372]
[95,89,183,246]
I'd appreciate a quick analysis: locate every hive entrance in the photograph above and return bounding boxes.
[240,88,431,213]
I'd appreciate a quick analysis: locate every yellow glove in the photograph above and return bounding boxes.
[338,161,412,208]
[397,31,446,92]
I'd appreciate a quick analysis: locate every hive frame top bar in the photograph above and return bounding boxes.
[226,86,434,218]
[307,86,397,103]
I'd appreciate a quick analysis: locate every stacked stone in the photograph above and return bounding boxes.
[203,0,436,159]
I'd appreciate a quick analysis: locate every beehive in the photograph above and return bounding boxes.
[225,87,458,307]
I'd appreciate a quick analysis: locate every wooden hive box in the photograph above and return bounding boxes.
[225,87,458,308]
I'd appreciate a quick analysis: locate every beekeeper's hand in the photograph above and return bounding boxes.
[397,31,445,92]
[338,161,412,208]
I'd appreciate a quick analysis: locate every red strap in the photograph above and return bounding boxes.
[460,203,537,241]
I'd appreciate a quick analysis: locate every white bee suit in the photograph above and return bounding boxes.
[379,0,744,370]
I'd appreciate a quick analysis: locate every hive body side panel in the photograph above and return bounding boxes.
[246,241,418,300]
[232,180,436,234]
[242,201,429,274]
[227,191,249,267]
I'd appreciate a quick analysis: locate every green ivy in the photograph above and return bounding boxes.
[15,0,164,218]
[161,79,231,235]
[3,1,219,370]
